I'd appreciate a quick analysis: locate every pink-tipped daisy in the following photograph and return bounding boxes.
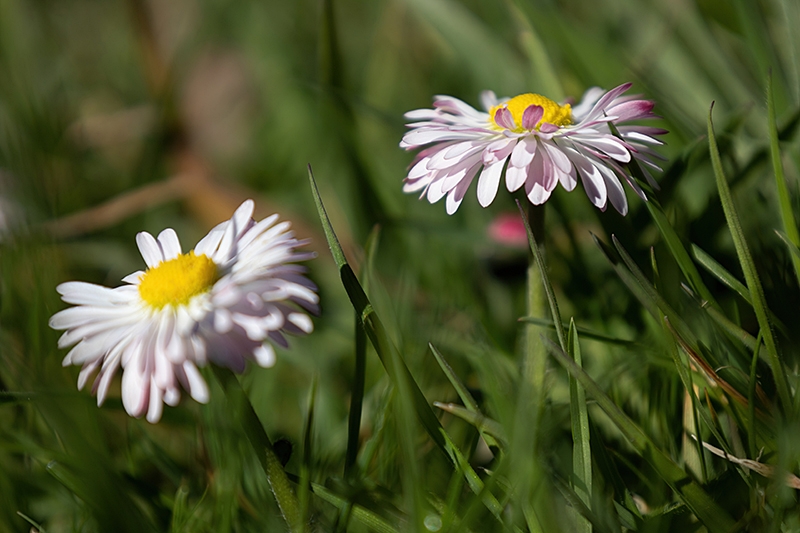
[49,200,319,423]
[400,83,666,215]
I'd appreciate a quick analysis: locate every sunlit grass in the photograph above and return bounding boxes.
[2,0,800,531]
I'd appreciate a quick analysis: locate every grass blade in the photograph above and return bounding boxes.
[543,339,737,532]
[519,316,638,347]
[433,402,507,445]
[708,104,792,413]
[212,366,303,532]
[308,165,504,520]
[299,376,318,531]
[429,343,501,449]
[691,244,750,303]
[692,243,788,336]
[768,72,800,288]
[309,482,401,533]
[568,320,592,533]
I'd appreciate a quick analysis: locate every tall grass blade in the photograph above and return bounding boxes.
[211,366,303,533]
[308,165,504,520]
[692,243,788,335]
[768,72,800,288]
[429,343,502,449]
[299,376,318,531]
[345,315,367,477]
[309,482,401,533]
[519,317,637,347]
[543,339,737,532]
[708,104,793,413]
[568,320,592,533]
[433,402,507,445]
[612,121,718,309]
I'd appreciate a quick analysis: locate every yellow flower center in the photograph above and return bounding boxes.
[489,93,572,132]
[138,252,219,309]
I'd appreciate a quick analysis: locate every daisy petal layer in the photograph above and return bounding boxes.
[50,200,318,423]
[401,83,665,214]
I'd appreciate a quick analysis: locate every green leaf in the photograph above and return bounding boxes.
[768,72,800,290]
[543,339,737,532]
[308,165,504,521]
[519,316,638,347]
[429,343,502,449]
[433,402,507,445]
[612,122,718,310]
[568,321,592,533]
[309,482,401,533]
[691,243,788,337]
[691,244,750,303]
[299,376,318,531]
[211,366,303,533]
[708,104,792,413]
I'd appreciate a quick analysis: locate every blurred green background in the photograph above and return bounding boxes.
[1,0,799,531]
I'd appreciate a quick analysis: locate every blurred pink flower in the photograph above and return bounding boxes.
[488,213,528,248]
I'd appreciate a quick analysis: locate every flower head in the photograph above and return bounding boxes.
[400,83,666,215]
[50,200,319,423]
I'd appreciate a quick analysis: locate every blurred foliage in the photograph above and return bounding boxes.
[1,0,800,531]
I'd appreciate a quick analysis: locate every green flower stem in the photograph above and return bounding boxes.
[524,202,548,409]
[509,201,550,531]
[212,366,303,532]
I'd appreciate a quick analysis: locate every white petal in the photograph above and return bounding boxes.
[157,228,182,260]
[476,160,504,207]
[145,380,163,423]
[136,232,164,268]
[183,361,209,403]
[287,312,313,334]
[121,361,149,419]
[254,344,276,367]
[505,163,528,192]
[542,141,572,174]
[195,225,226,257]
[510,137,537,168]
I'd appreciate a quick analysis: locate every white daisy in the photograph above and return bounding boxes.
[49,200,319,423]
[400,83,666,215]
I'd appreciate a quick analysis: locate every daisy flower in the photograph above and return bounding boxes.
[400,83,666,215]
[49,200,319,423]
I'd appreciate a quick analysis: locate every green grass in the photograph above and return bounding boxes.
[2,0,800,531]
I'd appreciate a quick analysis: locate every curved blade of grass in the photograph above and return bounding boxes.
[299,376,318,531]
[708,105,792,413]
[519,316,638,347]
[692,243,788,336]
[345,226,380,477]
[543,339,737,532]
[517,201,567,352]
[437,427,504,524]
[429,344,479,412]
[309,165,503,520]
[309,164,443,445]
[212,366,303,532]
[433,402,507,445]
[309,482,401,533]
[611,122,718,309]
[16,512,46,533]
[429,343,501,449]
[609,235,702,354]
[568,320,592,533]
[776,229,800,261]
[768,72,800,288]
[691,244,750,302]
